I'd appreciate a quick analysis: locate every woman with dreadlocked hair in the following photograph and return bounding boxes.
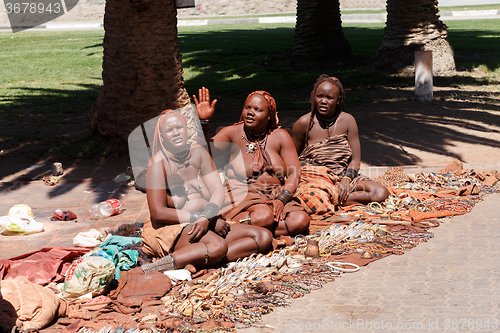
[141,110,273,273]
[291,75,389,219]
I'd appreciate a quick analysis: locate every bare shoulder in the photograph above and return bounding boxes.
[292,112,312,134]
[268,128,295,151]
[189,144,211,167]
[272,127,293,139]
[214,123,239,141]
[339,112,359,137]
[146,152,166,183]
[149,151,165,166]
[339,112,357,124]
[295,112,312,126]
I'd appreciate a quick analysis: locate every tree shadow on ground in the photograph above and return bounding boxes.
[180,26,500,166]
[0,83,131,200]
[1,26,499,198]
[354,96,500,166]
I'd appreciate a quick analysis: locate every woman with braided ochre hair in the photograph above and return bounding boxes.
[141,110,273,273]
[194,87,310,237]
[291,74,389,219]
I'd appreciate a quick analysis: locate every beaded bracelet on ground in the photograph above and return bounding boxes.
[272,283,306,298]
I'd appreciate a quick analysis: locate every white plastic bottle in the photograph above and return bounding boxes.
[89,199,125,220]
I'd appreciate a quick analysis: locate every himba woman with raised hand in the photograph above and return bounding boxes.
[291,74,389,219]
[194,87,310,237]
[140,110,273,273]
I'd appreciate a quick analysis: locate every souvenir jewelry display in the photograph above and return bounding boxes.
[146,165,499,330]
[335,168,490,223]
[120,164,497,332]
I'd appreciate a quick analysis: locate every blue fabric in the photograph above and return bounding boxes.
[85,235,142,278]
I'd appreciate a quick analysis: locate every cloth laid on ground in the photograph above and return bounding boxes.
[436,158,500,184]
[391,188,479,221]
[332,159,498,224]
[436,159,500,188]
[294,134,369,220]
[308,216,369,234]
[50,210,77,221]
[0,246,90,286]
[56,267,172,326]
[84,235,142,278]
[297,221,434,269]
[326,252,390,267]
[336,190,481,223]
[0,276,60,330]
[73,229,106,248]
[110,266,172,302]
[220,177,305,222]
[376,160,500,190]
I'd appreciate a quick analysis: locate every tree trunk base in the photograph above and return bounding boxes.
[373,36,456,76]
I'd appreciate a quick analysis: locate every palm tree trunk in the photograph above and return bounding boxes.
[291,0,352,62]
[89,0,190,143]
[373,0,455,74]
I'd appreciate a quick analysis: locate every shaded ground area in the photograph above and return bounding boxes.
[1,70,499,188]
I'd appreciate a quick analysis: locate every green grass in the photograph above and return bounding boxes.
[0,30,105,160]
[1,18,499,161]
[0,30,103,117]
[443,20,500,73]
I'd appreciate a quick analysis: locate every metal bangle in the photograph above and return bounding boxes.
[276,189,293,205]
[201,202,219,220]
[345,168,358,180]
[190,211,201,223]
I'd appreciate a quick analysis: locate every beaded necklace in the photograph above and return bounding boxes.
[241,127,268,154]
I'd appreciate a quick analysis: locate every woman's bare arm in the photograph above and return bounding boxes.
[344,113,361,172]
[197,146,225,209]
[291,114,310,156]
[279,129,302,193]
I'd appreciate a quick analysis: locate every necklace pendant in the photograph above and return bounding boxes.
[246,142,256,154]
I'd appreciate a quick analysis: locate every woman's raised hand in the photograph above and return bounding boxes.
[193,87,217,121]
